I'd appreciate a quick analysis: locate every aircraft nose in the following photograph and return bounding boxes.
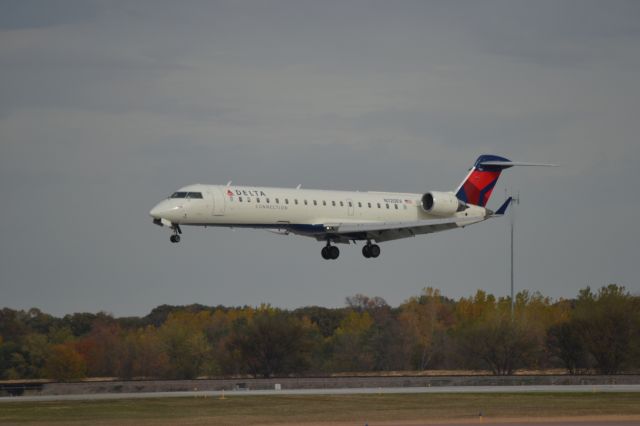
[149,204,163,218]
[149,201,181,219]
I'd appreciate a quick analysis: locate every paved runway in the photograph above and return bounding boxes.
[1,384,640,403]
[422,422,640,426]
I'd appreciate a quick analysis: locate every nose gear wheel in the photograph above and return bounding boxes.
[170,225,182,243]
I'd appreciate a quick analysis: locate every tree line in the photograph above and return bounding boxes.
[1,284,638,381]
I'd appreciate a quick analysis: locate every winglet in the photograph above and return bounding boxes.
[494,197,512,216]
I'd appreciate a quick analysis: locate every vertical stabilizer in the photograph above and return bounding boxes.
[455,155,513,207]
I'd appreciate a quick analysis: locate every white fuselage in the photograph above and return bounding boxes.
[149,155,537,258]
[149,183,487,232]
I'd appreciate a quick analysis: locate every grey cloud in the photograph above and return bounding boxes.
[1,1,639,316]
[0,0,100,30]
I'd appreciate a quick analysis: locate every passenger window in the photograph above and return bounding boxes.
[313,200,317,206]
[394,204,398,210]
[348,202,353,207]
[294,199,298,205]
[332,201,336,206]
[358,202,362,208]
[368,203,372,208]
[275,198,279,204]
[377,203,381,208]
[266,198,270,203]
[247,198,251,203]
[304,200,308,205]
[322,201,326,206]
[256,198,260,203]
[386,204,389,209]
[285,199,289,204]
[239,196,243,202]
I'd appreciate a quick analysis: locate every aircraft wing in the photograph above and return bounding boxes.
[304,216,485,243]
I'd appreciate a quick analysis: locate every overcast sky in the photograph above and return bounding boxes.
[1,1,639,317]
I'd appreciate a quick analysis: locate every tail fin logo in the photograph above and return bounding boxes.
[457,170,501,207]
[455,155,511,207]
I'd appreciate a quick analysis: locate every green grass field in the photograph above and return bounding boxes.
[1,393,640,425]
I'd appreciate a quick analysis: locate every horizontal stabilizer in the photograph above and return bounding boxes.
[494,197,512,216]
[480,161,558,167]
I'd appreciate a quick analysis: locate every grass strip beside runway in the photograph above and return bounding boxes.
[1,392,640,425]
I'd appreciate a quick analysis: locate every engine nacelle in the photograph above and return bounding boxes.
[421,191,465,216]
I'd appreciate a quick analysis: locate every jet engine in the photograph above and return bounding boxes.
[421,191,466,216]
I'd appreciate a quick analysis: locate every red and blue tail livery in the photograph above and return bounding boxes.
[455,155,513,207]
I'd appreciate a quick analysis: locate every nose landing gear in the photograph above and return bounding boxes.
[169,224,182,244]
[362,241,380,258]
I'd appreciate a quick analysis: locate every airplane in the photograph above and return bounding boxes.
[149,155,554,259]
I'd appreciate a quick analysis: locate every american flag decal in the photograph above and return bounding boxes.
[227,189,234,197]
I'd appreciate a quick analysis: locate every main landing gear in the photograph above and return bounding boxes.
[320,241,381,259]
[321,242,340,260]
[362,241,380,259]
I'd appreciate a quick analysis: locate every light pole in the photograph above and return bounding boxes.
[509,193,520,318]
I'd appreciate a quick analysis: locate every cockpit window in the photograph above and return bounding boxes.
[171,191,203,199]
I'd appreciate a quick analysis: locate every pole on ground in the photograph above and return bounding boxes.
[509,193,520,320]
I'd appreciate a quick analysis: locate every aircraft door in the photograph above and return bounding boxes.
[210,187,226,216]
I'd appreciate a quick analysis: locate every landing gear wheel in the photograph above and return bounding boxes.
[322,244,340,260]
[362,242,380,258]
[321,246,330,259]
[170,234,181,243]
[328,245,340,260]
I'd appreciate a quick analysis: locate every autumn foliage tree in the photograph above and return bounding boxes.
[453,290,555,374]
[328,310,375,372]
[228,307,315,378]
[398,288,455,370]
[1,285,638,380]
[76,321,124,377]
[572,285,639,374]
[44,343,86,381]
[158,311,215,379]
[547,319,590,374]
[457,310,538,375]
